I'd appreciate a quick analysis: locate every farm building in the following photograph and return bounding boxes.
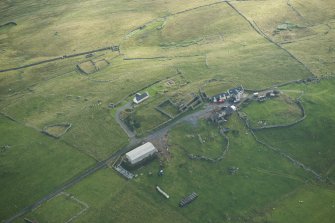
[126,142,158,165]
[211,86,244,103]
[133,92,149,104]
[212,92,230,103]
[228,86,244,103]
[209,105,236,124]
[228,86,244,97]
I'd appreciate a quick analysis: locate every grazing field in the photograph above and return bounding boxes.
[242,94,303,128]
[0,115,94,220]
[232,0,335,76]
[255,79,335,182]
[255,185,335,223]
[1,0,334,222]
[169,120,228,159]
[15,169,191,223]
[202,80,237,97]
[22,192,87,223]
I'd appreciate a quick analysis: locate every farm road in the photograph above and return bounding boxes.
[4,101,225,223]
[145,102,229,142]
[115,102,136,140]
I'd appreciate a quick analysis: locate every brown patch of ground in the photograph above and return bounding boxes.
[150,132,171,161]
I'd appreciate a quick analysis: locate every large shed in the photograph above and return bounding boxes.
[126,142,158,165]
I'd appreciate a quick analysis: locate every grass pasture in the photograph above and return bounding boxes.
[157,99,180,117]
[0,115,94,220]
[21,192,87,223]
[202,80,237,97]
[243,94,303,128]
[253,79,335,181]
[17,169,190,223]
[124,2,312,89]
[169,120,227,159]
[77,61,96,74]
[255,185,335,223]
[232,0,335,76]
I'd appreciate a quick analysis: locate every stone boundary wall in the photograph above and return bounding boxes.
[0,46,119,73]
[251,99,306,131]
[226,1,316,77]
[187,132,230,163]
[237,111,323,181]
[0,21,17,28]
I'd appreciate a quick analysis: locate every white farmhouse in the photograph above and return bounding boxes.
[133,92,149,104]
[126,142,158,165]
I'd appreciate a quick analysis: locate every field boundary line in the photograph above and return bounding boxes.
[0,46,119,73]
[0,111,98,161]
[252,167,306,183]
[125,0,227,38]
[28,192,89,223]
[226,1,316,78]
[4,140,137,223]
[236,111,324,182]
[62,192,89,223]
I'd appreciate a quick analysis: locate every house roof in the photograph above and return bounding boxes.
[135,92,149,101]
[228,86,244,95]
[212,92,229,100]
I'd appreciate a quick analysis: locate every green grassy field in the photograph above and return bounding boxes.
[15,169,191,223]
[243,94,303,128]
[255,79,335,181]
[254,185,335,223]
[1,0,334,222]
[0,115,94,219]
[22,193,86,223]
[233,0,335,76]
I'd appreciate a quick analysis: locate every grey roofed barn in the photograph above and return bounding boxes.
[126,142,158,165]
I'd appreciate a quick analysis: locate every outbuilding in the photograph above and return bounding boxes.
[126,142,158,165]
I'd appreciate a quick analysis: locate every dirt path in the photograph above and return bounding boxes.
[115,102,136,140]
